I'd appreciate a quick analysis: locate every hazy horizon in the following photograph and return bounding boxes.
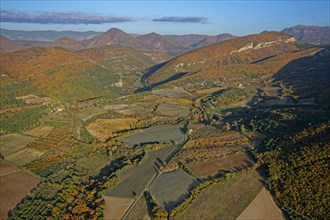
[1,1,329,36]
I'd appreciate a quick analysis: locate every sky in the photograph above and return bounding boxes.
[0,1,329,36]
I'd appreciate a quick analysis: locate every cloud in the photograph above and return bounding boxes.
[152,16,208,24]
[0,10,135,24]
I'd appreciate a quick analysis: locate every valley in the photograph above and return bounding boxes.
[0,24,329,220]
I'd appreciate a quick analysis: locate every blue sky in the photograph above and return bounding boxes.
[1,1,329,35]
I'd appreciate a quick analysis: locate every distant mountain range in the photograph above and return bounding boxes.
[281,25,330,45]
[0,29,102,41]
[0,35,25,53]
[0,25,329,54]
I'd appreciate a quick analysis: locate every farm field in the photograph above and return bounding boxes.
[86,118,138,142]
[5,148,45,168]
[155,103,190,118]
[105,144,178,197]
[103,196,134,220]
[172,169,264,220]
[0,160,19,176]
[23,125,53,137]
[188,151,254,178]
[120,125,185,148]
[126,195,151,220]
[151,87,193,99]
[0,133,36,157]
[26,126,72,151]
[104,102,157,117]
[237,187,286,220]
[0,160,40,219]
[76,153,110,175]
[150,169,197,211]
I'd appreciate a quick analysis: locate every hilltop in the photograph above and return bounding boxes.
[282,25,330,45]
[47,36,85,51]
[143,31,299,89]
[0,35,25,53]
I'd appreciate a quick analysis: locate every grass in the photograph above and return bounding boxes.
[5,148,45,168]
[156,103,190,118]
[44,120,71,127]
[0,133,36,157]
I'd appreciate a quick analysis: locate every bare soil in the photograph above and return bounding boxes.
[237,187,286,220]
[102,196,134,220]
[188,151,254,178]
[0,161,40,219]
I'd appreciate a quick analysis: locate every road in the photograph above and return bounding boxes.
[121,135,188,220]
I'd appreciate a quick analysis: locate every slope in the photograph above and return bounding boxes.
[282,25,330,45]
[193,33,237,48]
[0,35,25,53]
[137,32,192,56]
[47,36,85,51]
[82,28,143,50]
[79,45,156,74]
[142,32,302,90]
[0,47,121,102]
